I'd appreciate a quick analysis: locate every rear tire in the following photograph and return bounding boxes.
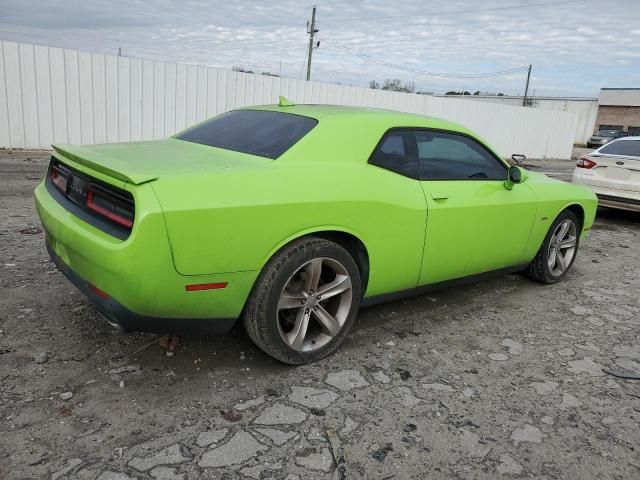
[526,210,580,284]
[243,237,361,365]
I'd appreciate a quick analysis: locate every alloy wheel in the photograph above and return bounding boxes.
[547,219,577,276]
[276,257,353,352]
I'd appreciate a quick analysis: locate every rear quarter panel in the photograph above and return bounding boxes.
[152,161,428,298]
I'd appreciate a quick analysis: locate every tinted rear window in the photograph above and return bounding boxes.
[599,140,640,156]
[175,110,318,159]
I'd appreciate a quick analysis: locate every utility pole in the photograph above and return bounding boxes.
[118,47,122,57]
[522,64,532,107]
[306,6,317,81]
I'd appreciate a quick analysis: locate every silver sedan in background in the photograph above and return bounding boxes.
[586,129,627,149]
[572,136,640,212]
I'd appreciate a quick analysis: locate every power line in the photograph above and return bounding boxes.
[315,33,528,78]
[304,0,367,7]
[323,0,585,23]
[0,25,299,53]
[0,27,296,69]
[0,31,287,74]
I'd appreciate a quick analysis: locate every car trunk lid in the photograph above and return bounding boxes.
[52,138,268,185]
[580,153,640,193]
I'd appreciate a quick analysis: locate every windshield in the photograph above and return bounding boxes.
[595,130,617,137]
[599,140,640,157]
[175,110,318,159]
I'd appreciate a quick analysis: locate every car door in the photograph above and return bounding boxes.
[414,130,538,285]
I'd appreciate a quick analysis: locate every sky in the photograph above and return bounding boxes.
[1,0,639,97]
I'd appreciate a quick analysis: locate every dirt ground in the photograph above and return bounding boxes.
[1,149,639,480]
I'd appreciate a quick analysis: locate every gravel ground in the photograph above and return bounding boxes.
[1,149,639,480]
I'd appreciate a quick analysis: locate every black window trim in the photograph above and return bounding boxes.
[368,127,509,181]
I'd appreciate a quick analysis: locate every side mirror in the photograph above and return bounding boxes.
[504,166,528,190]
[509,166,522,183]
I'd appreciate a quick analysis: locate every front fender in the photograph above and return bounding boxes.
[519,174,597,263]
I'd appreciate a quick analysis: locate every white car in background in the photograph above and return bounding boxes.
[572,137,640,212]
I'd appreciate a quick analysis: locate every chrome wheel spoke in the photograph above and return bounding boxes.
[286,308,311,350]
[304,259,323,293]
[556,221,570,242]
[314,305,342,336]
[317,274,351,300]
[559,236,576,249]
[556,251,567,272]
[278,292,306,310]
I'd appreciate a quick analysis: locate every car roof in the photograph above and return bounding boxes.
[243,103,470,134]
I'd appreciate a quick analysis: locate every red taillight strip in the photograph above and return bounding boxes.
[185,282,228,292]
[576,157,597,169]
[50,167,68,192]
[86,190,134,229]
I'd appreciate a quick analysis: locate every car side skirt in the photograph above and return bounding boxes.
[361,264,529,307]
[47,242,237,334]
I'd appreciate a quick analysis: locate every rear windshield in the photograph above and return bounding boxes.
[599,140,640,156]
[175,110,318,159]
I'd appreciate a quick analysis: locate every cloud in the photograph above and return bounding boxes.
[0,0,638,96]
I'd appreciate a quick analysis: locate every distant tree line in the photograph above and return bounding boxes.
[445,91,505,96]
[369,78,416,93]
[369,80,505,96]
[232,66,279,77]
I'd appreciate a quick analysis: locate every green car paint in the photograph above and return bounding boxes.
[34,104,598,327]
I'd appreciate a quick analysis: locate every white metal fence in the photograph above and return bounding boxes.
[443,95,598,145]
[0,40,578,158]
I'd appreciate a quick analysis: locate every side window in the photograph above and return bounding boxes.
[369,131,418,179]
[416,131,507,180]
[380,135,405,156]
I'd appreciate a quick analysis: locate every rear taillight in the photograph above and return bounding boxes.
[86,188,134,229]
[577,157,597,169]
[50,165,69,192]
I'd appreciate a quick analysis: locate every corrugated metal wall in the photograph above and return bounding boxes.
[0,41,578,158]
[444,95,598,145]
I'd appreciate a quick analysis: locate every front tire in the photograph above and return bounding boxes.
[243,237,362,365]
[526,210,580,284]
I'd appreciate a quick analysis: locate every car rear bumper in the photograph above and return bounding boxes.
[596,194,640,212]
[571,172,640,212]
[47,241,237,333]
[35,179,259,332]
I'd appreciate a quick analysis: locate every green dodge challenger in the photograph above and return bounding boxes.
[34,100,597,364]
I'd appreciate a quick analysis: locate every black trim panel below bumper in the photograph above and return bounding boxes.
[46,241,237,334]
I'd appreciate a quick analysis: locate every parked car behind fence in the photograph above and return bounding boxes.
[587,129,627,149]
